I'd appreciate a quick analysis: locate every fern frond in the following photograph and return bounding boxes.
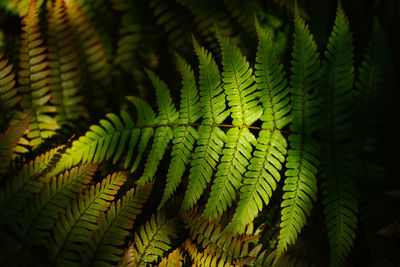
[158,248,184,267]
[321,1,354,142]
[47,0,87,125]
[225,20,290,233]
[17,164,96,246]
[377,220,400,239]
[182,38,228,210]
[126,97,158,172]
[10,0,45,17]
[81,182,153,266]
[203,31,262,220]
[227,130,287,234]
[111,0,153,99]
[18,0,59,148]
[0,163,96,264]
[118,242,136,267]
[223,0,257,34]
[177,0,233,51]
[75,0,116,58]
[273,0,309,19]
[320,3,358,266]
[0,52,19,125]
[255,20,291,130]
[136,70,178,185]
[0,146,62,223]
[65,0,111,115]
[216,31,262,127]
[181,208,260,264]
[0,112,32,175]
[160,54,200,207]
[355,18,393,152]
[130,211,178,266]
[276,5,321,261]
[184,236,258,267]
[149,0,193,53]
[184,239,227,267]
[48,102,154,177]
[112,0,145,72]
[49,172,127,264]
[192,37,230,125]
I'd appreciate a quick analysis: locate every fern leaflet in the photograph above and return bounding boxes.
[320,3,358,266]
[17,164,96,246]
[275,4,321,262]
[0,112,32,175]
[160,54,201,207]
[49,172,127,264]
[181,207,260,264]
[137,70,178,185]
[48,0,87,125]
[182,38,229,210]
[0,147,62,223]
[225,19,290,233]
[129,211,178,266]
[18,0,59,148]
[0,52,19,125]
[81,182,153,265]
[202,31,261,220]
[65,0,111,115]
[158,248,184,267]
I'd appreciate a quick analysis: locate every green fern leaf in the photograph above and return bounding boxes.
[48,0,87,125]
[136,70,178,185]
[355,18,393,152]
[320,3,358,266]
[111,0,152,99]
[223,0,257,34]
[255,20,291,130]
[216,30,262,127]
[48,100,155,177]
[65,114,136,166]
[75,0,116,58]
[81,182,153,266]
[177,0,233,52]
[0,147,62,223]
[0,52,19,125]
[160,54,200,207]
[225,20,290,233]
[181,38,228,210]
[227,130,287,234]
[65,0,111,115]
[17,164,96,245]
[0,164,96,264]
[112,0,145,73]
[130,211,178,266]
[50,172,127,265]
[149,0,193,53]
[203,31,261,220]
[126,97,158,172]
[18,0,59,148]
[0,112,32,175]
[276,4,321,262]
[204,127,256,220]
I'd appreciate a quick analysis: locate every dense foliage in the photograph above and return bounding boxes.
[0,0,399,266]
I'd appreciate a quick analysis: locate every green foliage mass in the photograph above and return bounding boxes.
[0,0,398,266]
